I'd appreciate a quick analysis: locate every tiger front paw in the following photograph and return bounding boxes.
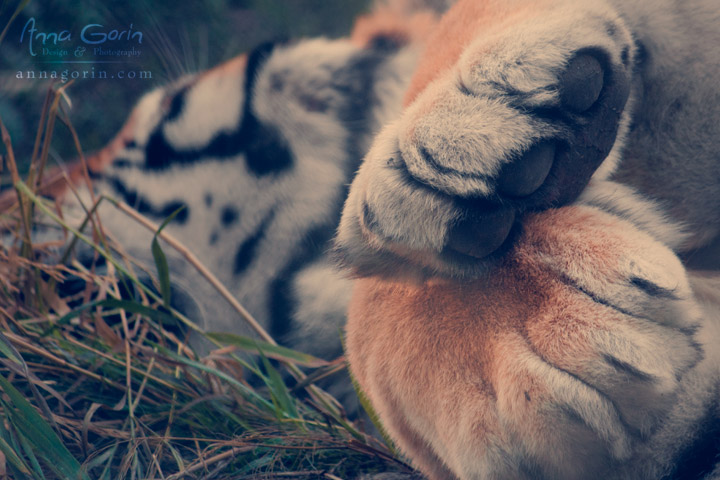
[336,0,635,278]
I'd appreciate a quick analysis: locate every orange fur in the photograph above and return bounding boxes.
[346,206,679,478]
[351,2,439,49]
[193,53,247,84]
[402,0,551,105]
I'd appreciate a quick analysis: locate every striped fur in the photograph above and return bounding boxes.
[1,3,441,418]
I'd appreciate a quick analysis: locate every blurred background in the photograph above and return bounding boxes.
[0,0,370,176]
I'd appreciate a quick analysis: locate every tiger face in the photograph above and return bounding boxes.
[17,10,437,420]
[64,36,416,358]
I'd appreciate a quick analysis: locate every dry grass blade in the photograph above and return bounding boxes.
[109,200,364,439]
[0,84,408,479]
[0,0,29,47]
[0,115,33,259]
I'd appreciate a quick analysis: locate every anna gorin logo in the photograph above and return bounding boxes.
[19,17,143,58]
[16,17,151,82]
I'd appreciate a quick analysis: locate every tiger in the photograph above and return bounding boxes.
[338,0,720,478]
[0,0,443,419]
[4,0,719,478]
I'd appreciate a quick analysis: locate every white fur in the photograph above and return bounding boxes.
[163,66,245,149]
[62,37,422,362]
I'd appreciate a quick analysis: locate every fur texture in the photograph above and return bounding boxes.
[347,204,720,479]
[341,0,720,478]
[336,0,720,278]
[5,1,719,477]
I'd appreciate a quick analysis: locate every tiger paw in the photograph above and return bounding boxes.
[336,1,635,278]
[346,205,705,480]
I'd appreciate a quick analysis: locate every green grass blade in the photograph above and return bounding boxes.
[258,348,299,419]
[151,205,185,309]
[240,452,275,474]
[0,435,33,478]
[348,366,397,455]
[54,298,180,329]
[152,344,275,412]
[83,442,119,473]
[16,430,47,480]
[0,374,90,480]
[14,182,202,335]
[0,331,23,365]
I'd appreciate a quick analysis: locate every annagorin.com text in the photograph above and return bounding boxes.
[16,67,152,82]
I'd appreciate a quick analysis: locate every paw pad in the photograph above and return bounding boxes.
[497,141,555,198]
[446,206,515,259]
[442,50,629,260]
[559,54,605,113]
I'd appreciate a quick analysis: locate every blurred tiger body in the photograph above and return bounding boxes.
[0,4,452,425]
[31,5,438,365]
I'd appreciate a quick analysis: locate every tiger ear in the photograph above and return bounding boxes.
[350,0,439,50]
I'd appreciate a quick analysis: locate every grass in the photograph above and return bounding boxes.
[0,59,412,480]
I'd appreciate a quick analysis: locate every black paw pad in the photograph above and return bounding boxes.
[552,50,630,205]
[497,141,555,197]
[443,50,629,262]
[559,54,605,113]
[446,207,515,259]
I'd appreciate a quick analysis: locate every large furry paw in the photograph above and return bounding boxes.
[337,0,635,278]
[346,205,703,480]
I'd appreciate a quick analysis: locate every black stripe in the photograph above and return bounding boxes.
[106,176,189,224]
[166,86,188,121]
[243,42,278,107]
[415,145,493,181]
[160,201,189,223]
[233,210,275,276]
[236,40,293,176]
[556,273,648,321]
[144,86,191,170]
[142,41,295,175]
[268,223,338,343]
[602,354,654,381]
[144,126,180,170]
[267,50,388,344]
[629,276,679,299]
[111,157,134,169]
[241,116,294,176]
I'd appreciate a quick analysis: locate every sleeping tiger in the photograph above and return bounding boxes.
[5,0,719,478]
[3,0,442,417]
[339,0,720,478]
